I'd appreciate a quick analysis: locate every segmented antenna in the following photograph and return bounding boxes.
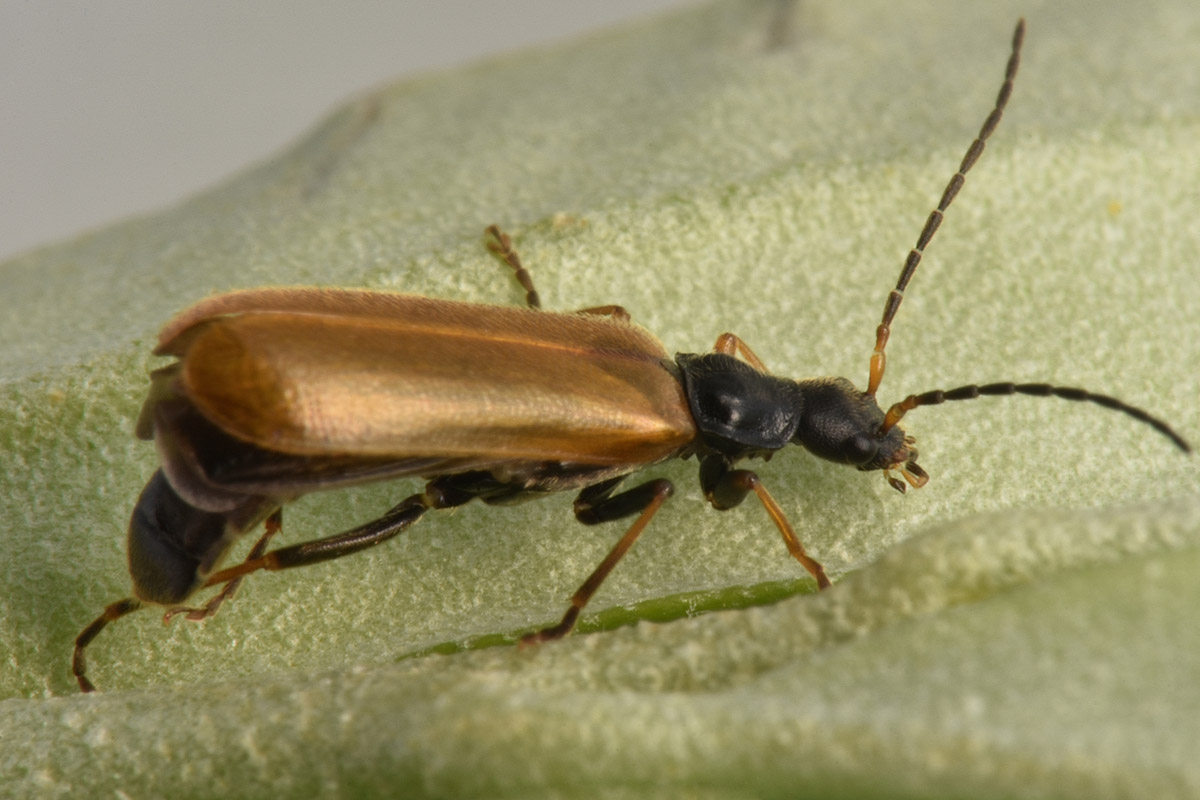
[867,19,1025,397]
[878,382,1192,453]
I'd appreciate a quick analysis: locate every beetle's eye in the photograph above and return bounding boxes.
[846,433,878,464]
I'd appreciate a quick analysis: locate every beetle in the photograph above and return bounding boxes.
[73,19,1190,692]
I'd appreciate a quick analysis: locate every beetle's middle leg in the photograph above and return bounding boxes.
[485,225,632,321]
[522,476,674,645]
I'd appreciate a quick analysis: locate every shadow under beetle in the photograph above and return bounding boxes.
[73,19,1191,692]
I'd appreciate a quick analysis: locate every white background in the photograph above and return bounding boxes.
[0,1,698,262]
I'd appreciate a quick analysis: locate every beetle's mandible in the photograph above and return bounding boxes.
[73,19,1191,692]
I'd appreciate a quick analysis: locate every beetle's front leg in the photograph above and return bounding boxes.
[699,455,831,589]
[522,476,674,645]
[713,333,770,372]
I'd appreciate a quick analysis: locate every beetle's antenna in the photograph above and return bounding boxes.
[878,382,1192,453]
[867,19,1025,398]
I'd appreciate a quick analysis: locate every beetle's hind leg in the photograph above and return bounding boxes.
[200,493,435,589]
[73,597,144,692]
[163,508,284,624]
[522,476,674,645]
[198,473,502,589]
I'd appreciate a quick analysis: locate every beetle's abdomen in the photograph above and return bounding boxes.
[126,470,237,604]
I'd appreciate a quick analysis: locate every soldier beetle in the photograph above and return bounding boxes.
[73,19,1190,692]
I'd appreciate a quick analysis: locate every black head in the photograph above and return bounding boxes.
[792,377,927,493]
